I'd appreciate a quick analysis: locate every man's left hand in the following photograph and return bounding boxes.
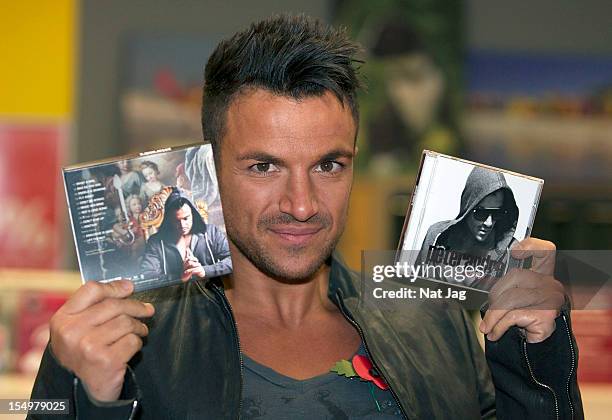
[479,238,565,343]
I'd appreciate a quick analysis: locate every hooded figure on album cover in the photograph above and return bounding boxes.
[415,167,521,290]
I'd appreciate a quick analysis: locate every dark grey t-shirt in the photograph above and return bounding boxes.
[240,344,402,419]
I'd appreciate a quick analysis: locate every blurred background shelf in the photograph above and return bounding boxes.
[0,270,81,294]
[581,384,612,419]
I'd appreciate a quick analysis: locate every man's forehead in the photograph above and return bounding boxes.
[222,89,356,158]
[176,204,192,215]
[478,190,505,207]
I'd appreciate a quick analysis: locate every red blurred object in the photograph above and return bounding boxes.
[14,291,69,373]
[0,122,66,268]
[572,310,612,383]
[154,68,184,100]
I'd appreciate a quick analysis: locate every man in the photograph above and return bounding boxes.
[416,167,521,290]
[30,15,581,419]
[140,188,232,281]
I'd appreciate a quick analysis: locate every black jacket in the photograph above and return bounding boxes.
[29,254,582,419]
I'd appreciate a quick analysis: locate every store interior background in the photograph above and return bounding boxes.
[1,0,610,417]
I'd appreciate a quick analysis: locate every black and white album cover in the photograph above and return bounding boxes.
[398,150,543,292]
[63,143,232,292]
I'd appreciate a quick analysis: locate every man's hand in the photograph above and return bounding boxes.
[49,280,155,401]
[181,263,206,282]
[479,238,565,343]
[181,249,206,282]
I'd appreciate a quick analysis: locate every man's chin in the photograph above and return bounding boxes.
[231,239,333,283]
[256,252,330,283]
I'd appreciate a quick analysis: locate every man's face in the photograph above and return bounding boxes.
[174,203,193,236]
[466,190,505,243]
[218,89,356,281]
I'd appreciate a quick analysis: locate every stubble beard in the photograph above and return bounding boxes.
[226,213,344,283]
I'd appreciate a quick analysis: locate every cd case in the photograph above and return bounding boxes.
[397,150,544,292]
[63,143,232,292]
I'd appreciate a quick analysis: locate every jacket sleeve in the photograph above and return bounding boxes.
[28,344,140,419]
[140,237,164,278]
[414,222,445,267]
[201,224,233,278]
[483,303,583,420]
[414,227,435,267]
[459,310,497,419]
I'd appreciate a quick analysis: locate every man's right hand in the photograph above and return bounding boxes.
[49,280,155,402]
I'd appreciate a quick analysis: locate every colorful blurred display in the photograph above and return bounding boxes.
[0,122,67,269]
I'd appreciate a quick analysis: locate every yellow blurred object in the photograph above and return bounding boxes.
[0,0,76,117]
[0,269,80,293]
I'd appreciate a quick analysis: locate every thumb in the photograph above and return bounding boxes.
[106,279,134,296]
[64,280,134,314]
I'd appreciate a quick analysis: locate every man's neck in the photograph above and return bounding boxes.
[223,249,335,328]
[176,233,192,245]
[223,245,362,380]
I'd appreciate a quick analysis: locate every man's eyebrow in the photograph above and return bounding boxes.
[318,149,355,162]
[236,149,354,165]
[237,152,284,166]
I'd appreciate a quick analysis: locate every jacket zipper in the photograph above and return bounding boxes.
[72,378,80,419]
[127,401,138,420]
[335,294,409,419]
[562,314,575,419]
[72,377,139,420]
[522,340,559,420]
[210,283,244,419]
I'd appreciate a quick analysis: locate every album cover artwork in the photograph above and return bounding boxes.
[63,143,232,292]
[398,150,543,292]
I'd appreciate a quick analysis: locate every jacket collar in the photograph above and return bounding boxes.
[324,251,467,419]
[327,251,360,302]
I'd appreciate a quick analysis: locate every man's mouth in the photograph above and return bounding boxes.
[268,226,323,246]
[478,228,492,237]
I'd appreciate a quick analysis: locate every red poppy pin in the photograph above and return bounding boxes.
[330,354,389,390]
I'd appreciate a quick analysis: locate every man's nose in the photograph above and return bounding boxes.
[279,173,319,222]
[483,214,494,227]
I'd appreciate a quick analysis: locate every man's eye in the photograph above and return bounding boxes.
[250,162,279,174]
[315,161,343,173]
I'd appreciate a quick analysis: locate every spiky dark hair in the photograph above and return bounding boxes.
[202,14,363,155]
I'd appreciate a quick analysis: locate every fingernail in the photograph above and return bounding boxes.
[121,280,133,291]
[145,303,155,314]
